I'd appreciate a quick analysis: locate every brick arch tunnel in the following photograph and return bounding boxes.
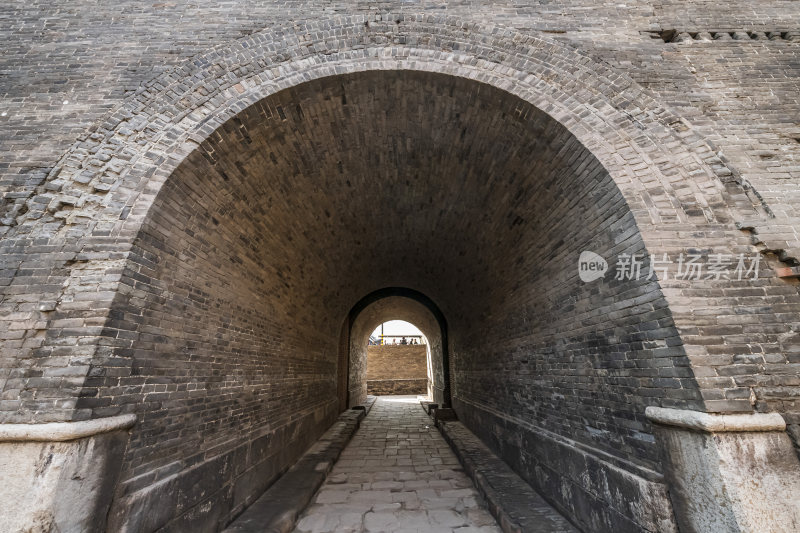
[343,288,451,408]
[2,13,800,533]
[88,68,696,531]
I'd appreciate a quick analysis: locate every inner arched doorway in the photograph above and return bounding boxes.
[341,287,451,410]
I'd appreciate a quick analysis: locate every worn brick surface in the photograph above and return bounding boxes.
[367,345,428,395]
[1,4,799,532]
[368,346,427,382]
[369,379,429,396]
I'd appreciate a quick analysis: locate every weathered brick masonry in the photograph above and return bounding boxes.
[367,345,428,395]
[1,2,799,532]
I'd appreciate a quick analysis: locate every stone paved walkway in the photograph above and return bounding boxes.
[293,396,502,533]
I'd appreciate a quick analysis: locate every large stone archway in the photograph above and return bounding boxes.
[1,14,799,533]
[95,67,686,531]
[0,15,775,424]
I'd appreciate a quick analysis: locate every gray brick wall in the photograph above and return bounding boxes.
[367,345,429,395]
[367,345,428,381]
[1,4,799,531]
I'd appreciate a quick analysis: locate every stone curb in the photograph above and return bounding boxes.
[0,414,137,442]
[222,398,376,533]
[436,419,579,533]
[419,399,437,414]
[645,406,786,432]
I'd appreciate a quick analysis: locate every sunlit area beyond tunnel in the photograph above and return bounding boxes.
[367,320,429,396]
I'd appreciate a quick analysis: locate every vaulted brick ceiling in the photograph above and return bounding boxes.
[150,69,615,334]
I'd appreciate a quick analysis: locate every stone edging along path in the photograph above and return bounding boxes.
[223,397,377,533]
[432,411,579,533]
[225,396,576,533]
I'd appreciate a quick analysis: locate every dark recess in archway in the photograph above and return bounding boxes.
[341,287,451,409]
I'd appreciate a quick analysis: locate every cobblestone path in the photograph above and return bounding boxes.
[293,396,501,533]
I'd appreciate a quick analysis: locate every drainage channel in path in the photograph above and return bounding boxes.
[292,395,501,533]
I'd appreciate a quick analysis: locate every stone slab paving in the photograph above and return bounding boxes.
[293,396,501,533]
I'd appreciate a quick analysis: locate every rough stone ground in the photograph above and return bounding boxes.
[293,396,501,533]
